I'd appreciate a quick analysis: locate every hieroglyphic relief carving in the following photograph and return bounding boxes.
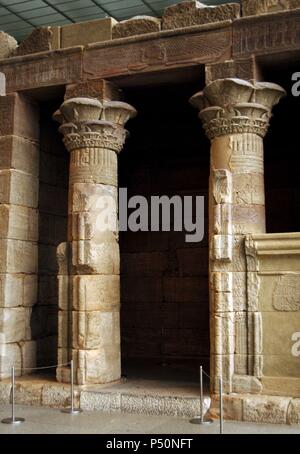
[233,173,265,205]
[273,274,300,311]
[233,12,300,57]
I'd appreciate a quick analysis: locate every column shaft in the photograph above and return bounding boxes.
[190,78,285,393]
[55,95,136,384]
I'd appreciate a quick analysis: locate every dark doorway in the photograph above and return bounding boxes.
[118,75,210,383]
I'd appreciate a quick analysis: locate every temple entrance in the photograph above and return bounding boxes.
[118,72,211,389]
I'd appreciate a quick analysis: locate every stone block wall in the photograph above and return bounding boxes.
[119,83,210,372]
[0,93,39,378]
[33,101,69,368]
[245,233,300,397]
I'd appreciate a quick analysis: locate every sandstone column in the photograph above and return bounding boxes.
[54,89,136,384]
[190,79,285,392]
[0,85,39,379]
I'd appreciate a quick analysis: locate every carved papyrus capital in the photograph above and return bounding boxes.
[54,97,137,153]
[190,78,286,140]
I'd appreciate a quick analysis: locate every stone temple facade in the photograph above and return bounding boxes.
[0,0,300,424]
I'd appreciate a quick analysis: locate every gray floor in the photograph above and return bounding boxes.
[0,404,300,434]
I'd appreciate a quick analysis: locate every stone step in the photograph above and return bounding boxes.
[0,377,211,418]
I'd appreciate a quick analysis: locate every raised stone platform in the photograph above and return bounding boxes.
[0,367,210,418]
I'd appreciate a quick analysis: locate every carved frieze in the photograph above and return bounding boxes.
[273,274,300,311]
[233,10,300,57]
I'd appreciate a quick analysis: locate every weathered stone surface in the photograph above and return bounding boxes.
[206,58,257,84]
[0,239,38,274]
[262,377,300,398]
[233,8,300,58]
[120,394,207,418]
[232,374,262,393]
[210,394,243,421]
[0,274,36,309]
[73,347,121,384]
[72,239,120,275]
[65,79,121,102]
[0,31,17,59]
[57,242,71,276]
[0,274,23,308]
[0,170,39,208]
[0,205,38,241]
[58,311,70,348]
[21,340,36,372]
[243,395,290,424]
[72,310,120,350]
[113,16,161,39]
[242,0,300,16]
[15,382,42,406]
[69,183,116,214]
[42,384,80,408]
[15,27,60,56]
[0,47,82,94]
[162,1,240,30]
[287,399,300,425]
[82,24,232,79]
[0,94,39,141]
[272,274,300,311]
[0,136,39,176]
[72,275,120,311]
[262,312,300,377]
[55,95,134,385]
[0,343,21,379]
[0,72,5,95]
[0,307,26,342]
[0,382,11,403]
[232,205,266,234]
[211,313,235,355]
[61,18,116,48]
[81,391,121,412]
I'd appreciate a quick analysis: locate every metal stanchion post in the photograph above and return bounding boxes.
[61,360,82,414]
[190,366,213,425]
[219,377,224,435]
[1,367,25,424]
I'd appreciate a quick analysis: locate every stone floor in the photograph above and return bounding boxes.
[1,404,300,434]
